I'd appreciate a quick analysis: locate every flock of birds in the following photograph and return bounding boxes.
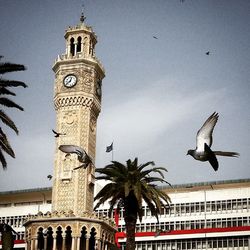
[150,17,239,172]
[152,35,210,56]
[47,111,239,182]
[47,3,221,180]
[47,130,93,180]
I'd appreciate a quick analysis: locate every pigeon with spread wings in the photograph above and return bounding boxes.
[187,112,239,171]
[59,145,93,169]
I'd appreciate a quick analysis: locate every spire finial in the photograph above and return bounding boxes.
[80,2,86,23]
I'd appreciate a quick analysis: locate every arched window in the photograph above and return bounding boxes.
[65,226,72,250]
[56,226,63,250]
[89,227,96,250]
[80,226,87,250]
[46,227,53,250]
[70,38,75,56]
[37,227,44,250]
[77,36,82,52]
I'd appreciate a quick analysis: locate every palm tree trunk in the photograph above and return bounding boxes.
[124,217,136,250]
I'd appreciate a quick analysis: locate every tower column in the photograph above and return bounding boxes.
[34,238,38,250]
[85,236,90,249]
[74,42,77,56]
[96,237,102,249]
[53,233,57,250]
[44,235,47,250]
[76,236,81,250]
[62,234,66,250]
[31,238,35,250]
[71,236,76,250]
[66,43,70,56]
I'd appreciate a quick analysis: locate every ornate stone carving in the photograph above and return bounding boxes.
[82,71,93,86]
[54,96,93,109]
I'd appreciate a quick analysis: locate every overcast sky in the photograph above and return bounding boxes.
[0,0,249,191]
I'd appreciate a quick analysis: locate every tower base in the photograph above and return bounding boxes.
[24,210,117,250]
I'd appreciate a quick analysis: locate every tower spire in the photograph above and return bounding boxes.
[80,2,86,23]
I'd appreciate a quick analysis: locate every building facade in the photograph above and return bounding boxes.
[1,179,250,249]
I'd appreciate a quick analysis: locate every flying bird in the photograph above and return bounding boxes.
[187,112,239,171]
[206,51,210,55]
[59,145,93,169]
[153,36,158,39]
[52,129,66,138]
[47,175,52,180]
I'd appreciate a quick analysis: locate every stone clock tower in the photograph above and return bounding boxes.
[51,13,103,215]
[24,14,116,250]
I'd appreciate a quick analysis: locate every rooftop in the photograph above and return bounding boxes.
[1,178,249,196]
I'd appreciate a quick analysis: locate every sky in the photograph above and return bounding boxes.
[0,0,249,191]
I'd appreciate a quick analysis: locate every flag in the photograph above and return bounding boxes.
[106,142,113,153]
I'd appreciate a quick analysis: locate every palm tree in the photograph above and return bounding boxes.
[0,56,27,169]
[94,158,171,250]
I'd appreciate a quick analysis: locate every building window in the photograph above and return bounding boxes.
[70,38,75,56]
[37,227,44,250]
[65,226,72,250]
[76,36,82,52]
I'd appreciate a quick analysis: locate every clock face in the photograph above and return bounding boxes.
[63,74,77,88]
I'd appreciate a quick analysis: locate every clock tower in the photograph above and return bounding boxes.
[52,13,104,215]
[24,14,116,250]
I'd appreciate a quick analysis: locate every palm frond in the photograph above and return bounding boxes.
[0,58,26,170]
[0,63,26,74]
[108,194,123,217]
[0,149,7,169]
[95,175,112,181]
[96,166,126,179]
[94,183,114,201]
[0,97,24,111]
[143,176,171,185]
[0,79,27,88]
[138,161,155,171]
[0,128,15,158]
[0,109,18,134]
[141,166,168,179]
[0,87,16,96]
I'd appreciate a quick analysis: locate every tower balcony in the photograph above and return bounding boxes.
[53,53,105,75]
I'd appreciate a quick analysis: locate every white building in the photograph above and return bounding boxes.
[0,178,249,250]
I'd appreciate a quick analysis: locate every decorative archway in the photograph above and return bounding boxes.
[37,227,44,250]
[56,226,63,250]
[89,227,96,250]
[80,226,87,250]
